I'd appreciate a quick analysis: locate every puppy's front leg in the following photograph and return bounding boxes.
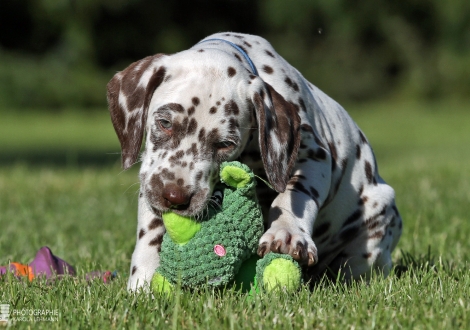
[127,190,165,291]
[258,158,331,266]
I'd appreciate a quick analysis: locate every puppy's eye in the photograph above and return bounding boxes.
[215,141,236,150]
[158,119,172,130]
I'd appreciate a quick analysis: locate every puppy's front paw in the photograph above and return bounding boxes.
[257,225,318,266]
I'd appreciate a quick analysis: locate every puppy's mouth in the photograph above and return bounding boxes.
[148,187,211,218]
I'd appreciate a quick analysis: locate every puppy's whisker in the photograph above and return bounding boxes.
[124,181,141,195]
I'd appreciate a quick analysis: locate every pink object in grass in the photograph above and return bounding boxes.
[214,245,226,257]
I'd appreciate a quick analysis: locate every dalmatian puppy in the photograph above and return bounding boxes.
[106,32,402,291]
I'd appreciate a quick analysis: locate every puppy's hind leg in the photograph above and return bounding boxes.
[330,196,403,281]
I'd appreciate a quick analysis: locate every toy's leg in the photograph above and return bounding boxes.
[151,273,174,294]
[256,253,302,292]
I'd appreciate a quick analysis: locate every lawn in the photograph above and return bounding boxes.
[1,99,470,329]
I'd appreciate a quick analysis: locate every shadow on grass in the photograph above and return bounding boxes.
[393,246,460,279]
[0,149,122,167]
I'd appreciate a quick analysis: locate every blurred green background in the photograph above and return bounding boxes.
[1,0,469,110]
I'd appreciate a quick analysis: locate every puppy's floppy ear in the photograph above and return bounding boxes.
[251,80,301,193]
[107,54,167,169]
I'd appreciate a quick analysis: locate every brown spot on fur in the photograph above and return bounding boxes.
[148,217,163,230]
[298,98,307,112]
[224,100,240,116]
[192,97,200,106]
[359,195,369,205]
[270,206,283,221]
[167,103,185,113]
[233,53,242,62]
[368,220,381,230]
[187,118,198,135]
[209,106,217,114]
[198,128,206,143]
[343,209,363,227]
[289,181,310,197]
[369,231,385,240]
[186,143,198,157]
[262,65,274,74]
[328,142,338,162]
[131,266,137,275]
[138,229,146,239]
[235,44,248,54]
[227,67,236,77]
[301,124,314,133]
[265,50,275,58]
[149,234,164,246]
[285,76,299,92]
[359,130,368,144]
[364,161,374,184]
[310,186,319,199]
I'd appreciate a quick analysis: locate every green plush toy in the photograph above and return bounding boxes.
[151,161,302,294]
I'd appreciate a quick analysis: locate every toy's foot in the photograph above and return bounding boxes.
[256,253,302,292]
[151,273,174,295]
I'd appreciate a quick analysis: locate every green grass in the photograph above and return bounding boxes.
[1,99,470,329]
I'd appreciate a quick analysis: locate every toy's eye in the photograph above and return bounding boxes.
[158,119,172,130]
[211,190,223,205]
[215,141,235,151]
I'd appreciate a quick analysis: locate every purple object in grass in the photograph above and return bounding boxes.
[29,246,76,278]
[1,246,116,283]
[0,246,75,279]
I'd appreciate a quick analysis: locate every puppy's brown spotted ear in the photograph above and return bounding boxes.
[251,81,301,192]
[107,54,167,169]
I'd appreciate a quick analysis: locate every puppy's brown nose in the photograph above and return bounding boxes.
[162,184,191,209]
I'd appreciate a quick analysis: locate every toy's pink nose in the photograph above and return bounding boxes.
[162,184,191,209]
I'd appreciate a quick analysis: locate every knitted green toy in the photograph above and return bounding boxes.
[151,161,302,294]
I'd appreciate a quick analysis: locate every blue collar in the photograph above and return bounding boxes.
[197,38,259,76]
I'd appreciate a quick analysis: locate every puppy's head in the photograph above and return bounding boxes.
[107,49,300,216]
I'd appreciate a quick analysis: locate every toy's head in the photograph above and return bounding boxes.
[153,161,264,290]
[161,161,258,244]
